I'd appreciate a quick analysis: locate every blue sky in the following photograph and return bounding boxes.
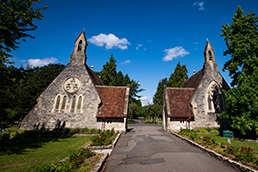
[10,0,258,106]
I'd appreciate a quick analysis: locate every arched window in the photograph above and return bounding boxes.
[208,95,212,110]
[55,95,60,110]
[207,81,225,113]
[77,96,82,110]
[71,96,76,110]
[61,95,67,110]
[77,40,82,52]
[208,51,212,61]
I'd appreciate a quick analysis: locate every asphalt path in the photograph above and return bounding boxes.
[103,119,238,172]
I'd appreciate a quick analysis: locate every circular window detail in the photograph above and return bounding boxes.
[64,77,81,93]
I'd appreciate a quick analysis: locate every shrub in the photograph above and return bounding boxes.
[220,142,226,148]
[235,146,256,163]
[35,148,95,172]
[0,133,10,143]
[62,128,70,134]
[226,145,239,155]
[210,129,219,132]
[196,128,208,132]
[215,149,227,156]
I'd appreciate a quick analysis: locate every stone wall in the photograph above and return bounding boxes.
[20,53,101,130]
[190,62,229,129]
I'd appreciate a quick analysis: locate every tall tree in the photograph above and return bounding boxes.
[153,77,168,107]
[219,6,258,136]
[168,62,188,87]
[0,0,48,64]
[99,54,117,86]
[116,71,125,86]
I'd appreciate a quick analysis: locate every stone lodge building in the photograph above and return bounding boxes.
[163,41,230,132]
[20,31,130,133]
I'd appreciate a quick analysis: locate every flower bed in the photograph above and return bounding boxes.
[178,129,258,170]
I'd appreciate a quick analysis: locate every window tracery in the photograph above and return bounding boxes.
[206,81,224,113]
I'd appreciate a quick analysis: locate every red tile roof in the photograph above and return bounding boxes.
[167,88,195,118]
[181,68,204,89]
[86,64,103,85]
[95,86,127,118]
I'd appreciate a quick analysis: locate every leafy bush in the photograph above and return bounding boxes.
[0,133,10,143]
[196,128,208,132]
[35,148,95,172]
[215,149,227,156]
[226,145,239,155]
[235,146,257,164]
[210,129,219,132]
[90,128,117,146]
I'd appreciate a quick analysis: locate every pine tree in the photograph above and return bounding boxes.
[168,62,188,87]
[100,54,117,86]
[116,71,124,86]
[153,78,168,106]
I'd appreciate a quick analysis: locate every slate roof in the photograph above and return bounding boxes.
[167,88,195,118]
[95,85,127,118]
[181,68,204,89]
[85,64,103,85]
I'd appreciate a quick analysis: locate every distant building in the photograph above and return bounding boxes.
[20,31,129,133]
[163,41,229,132]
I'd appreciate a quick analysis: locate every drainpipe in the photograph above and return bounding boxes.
[186,117,191,129]
[103,117,105,132]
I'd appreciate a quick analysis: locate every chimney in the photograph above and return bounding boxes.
[91,65,94,70]
[193,70,196,74]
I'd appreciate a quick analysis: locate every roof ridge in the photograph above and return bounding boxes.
[95,85,127,89]
[167,87,195,90]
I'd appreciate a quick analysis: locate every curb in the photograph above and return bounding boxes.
[171,132,257,172]
[90,153,109,172]
[89,133,121,172]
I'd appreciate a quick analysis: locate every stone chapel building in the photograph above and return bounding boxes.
[20,31,130,133]
[162,41,230,132]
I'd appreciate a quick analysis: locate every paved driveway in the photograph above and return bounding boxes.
[104,120,237,172]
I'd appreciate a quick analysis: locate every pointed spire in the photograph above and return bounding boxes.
[73,29,88,55]
[203,40,218,72]
[203,40,215,63]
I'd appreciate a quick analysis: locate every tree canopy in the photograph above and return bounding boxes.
[0,0,48,64]
[0,63,65,127]
[153,62,188,108]
[168,62,188,87]
[219,6,258,136]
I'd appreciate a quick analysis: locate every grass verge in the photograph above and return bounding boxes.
[0,136,91,171]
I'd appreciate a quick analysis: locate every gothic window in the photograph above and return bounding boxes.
[71,96,76,110]
[207,81,224,113]
[208,51,212,61]
[61,95,67,110]
[78,40,82,52]
[208,95,212,110]
[77,96,82,110]
[55,95,60,110]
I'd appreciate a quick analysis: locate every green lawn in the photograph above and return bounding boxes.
[198,133,258,154]
[142,119,162,125]
[0,136,91,171]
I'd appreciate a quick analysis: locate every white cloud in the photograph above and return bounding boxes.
[163,46,189,61]
[88,33,130,50]
[121,60,130,65]
[28,57,58,67]
[138,96,153,106]
[144,48,146,51]
[147,39,152,42]
[136,44,143,50]
[194,42,199,44]
[193,1,204,10]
